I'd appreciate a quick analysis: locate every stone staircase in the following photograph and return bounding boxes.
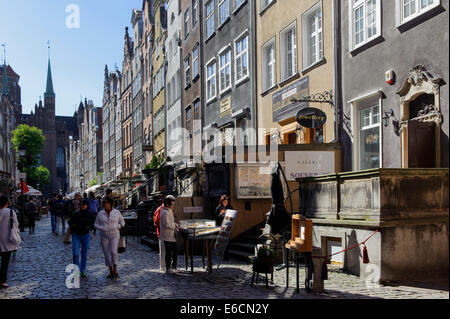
[227,222,267,263]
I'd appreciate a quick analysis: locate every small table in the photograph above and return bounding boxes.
[179,228,220,273]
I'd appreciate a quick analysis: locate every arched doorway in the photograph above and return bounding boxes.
[397,65,443,168]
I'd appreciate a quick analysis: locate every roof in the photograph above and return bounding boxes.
[0,64,20,79]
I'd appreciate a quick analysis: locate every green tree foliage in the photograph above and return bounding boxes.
[27,166,50,191]
[12,124,45,169]
[88,178,98,187]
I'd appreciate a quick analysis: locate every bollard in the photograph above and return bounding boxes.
[312,247,324,293]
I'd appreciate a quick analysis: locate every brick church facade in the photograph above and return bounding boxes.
[19,58,78,195]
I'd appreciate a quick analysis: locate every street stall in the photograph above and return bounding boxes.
[177,219,221,273]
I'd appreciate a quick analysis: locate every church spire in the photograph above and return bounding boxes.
[1,63,8,96]
[1,44,8,96]
[44,42,55,98]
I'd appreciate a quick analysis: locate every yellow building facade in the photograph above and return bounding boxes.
[256,0,336,145]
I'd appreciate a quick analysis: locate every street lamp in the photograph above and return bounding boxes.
[80,174,84,191]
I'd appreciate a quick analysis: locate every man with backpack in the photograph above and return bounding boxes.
[54,194,66,236]
[153,195,175,272]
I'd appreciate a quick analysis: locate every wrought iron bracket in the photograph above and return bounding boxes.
[290,90,334,107]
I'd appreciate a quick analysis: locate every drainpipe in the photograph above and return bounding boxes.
[331,0,342,145]
[250,0,257,146]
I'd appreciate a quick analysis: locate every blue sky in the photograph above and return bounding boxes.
[0,0,142,116]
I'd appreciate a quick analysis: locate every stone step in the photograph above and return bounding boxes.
[228,242,256,253]
[227,249,253,263]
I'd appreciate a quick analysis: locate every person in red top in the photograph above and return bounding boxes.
[154,195,175,271]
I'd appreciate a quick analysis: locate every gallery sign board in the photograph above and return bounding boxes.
[285,151,335,181]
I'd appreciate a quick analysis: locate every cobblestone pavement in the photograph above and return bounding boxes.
[0,217,448,299]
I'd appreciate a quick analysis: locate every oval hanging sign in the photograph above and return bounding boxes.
[296,107,327,128]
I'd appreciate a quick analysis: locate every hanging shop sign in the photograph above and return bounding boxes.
[296,107,327,128]
[285,151,335,181]
[272,76,309,122]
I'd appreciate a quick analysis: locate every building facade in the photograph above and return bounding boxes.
[256,0,336,146]
[202,0,257,151]
[131,9,145,175]
[151,0,167,160]
[72,99,103,190]
[339,0,449,171]
[142,0,155,166]
[166,0,183,161]
[0,63,18,188]
[121,27,135,177]
[102,65,121,183]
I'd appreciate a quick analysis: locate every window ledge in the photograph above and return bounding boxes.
[260,84,278,97]
[301,57,326,75]
[350,34,384,56]
[233,0,247,15]
[184,82,191,91]
[218,16,231,31]
[219,86,232,97]
[206,96,217,105]
[260,0,276,16]
[205,31,216,44]
[235,75,250,88]
[279,72,300,87]
[192,74,200,83]
[397,5,443,32]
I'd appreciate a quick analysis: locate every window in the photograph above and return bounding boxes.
[184,55,191,87]
[358,104,380,170]
[186,106,192,130]
[206,60,217,101]
[206,0,215,38]
[193,100,200,119]
[219,48,231,92]
[303,3,323,68]
[235,0,245,9]
[192,45,199,78]
[192,0,198,27]
[235,34,248,83]
[260,0,273,11]
[350,0,381,50]
[400,0,439,23]
[219,0,230,25]
[281,22,297,81]
[184,8,190,39]
[262,38,276,91]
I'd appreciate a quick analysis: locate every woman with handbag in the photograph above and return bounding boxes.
[94,196,125,279]
[0,193,21,289]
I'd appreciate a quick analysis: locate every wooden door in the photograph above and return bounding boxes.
[407,120,436,168]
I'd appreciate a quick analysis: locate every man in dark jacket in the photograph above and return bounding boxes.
[25,198,37,234]
[48,194,57,233]
[68,199,92,278]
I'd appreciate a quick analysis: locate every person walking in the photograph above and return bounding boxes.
[105,189,115,208]
[25,198,37,235]
[48,194,57,233]
[54,194,66,236]
[94,196,125,279]
[160,196,177,274]
[63,192,81,244]
[68,199,92,278]
[34,198,42,220]
[87,192,99,235]
[0,193,21,289]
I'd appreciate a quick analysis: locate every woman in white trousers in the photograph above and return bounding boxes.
[94,197,125,279]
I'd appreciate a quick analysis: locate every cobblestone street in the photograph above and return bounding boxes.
[0,217,448,299]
